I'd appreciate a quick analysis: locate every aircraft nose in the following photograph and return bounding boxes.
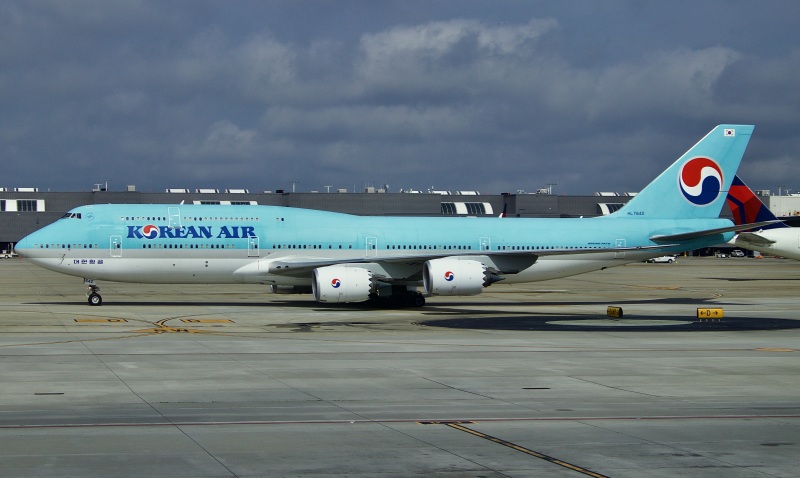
[14,231,37,257]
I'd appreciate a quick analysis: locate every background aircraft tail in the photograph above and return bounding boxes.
[726,175,787,230]
[612,125,754,219]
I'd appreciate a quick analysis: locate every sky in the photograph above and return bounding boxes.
[2,1,799,195]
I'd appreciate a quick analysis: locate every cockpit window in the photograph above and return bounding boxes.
[60,212,82,219]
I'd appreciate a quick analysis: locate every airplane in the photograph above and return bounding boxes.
[15,124,773,307]
[726,175,800,260]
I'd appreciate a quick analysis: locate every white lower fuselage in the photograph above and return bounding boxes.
[24,249,655,286]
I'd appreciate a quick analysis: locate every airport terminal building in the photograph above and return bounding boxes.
[2,186,797,255]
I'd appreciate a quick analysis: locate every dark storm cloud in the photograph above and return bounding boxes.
[1,1,798,194]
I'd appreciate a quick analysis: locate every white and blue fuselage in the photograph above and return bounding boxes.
[17,204,727,284]
[15,125,760,306]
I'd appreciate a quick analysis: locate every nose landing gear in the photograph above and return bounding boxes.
[85,279,102,306]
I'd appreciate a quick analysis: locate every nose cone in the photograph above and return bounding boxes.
[15,224,56,258]
[14,230,37,257]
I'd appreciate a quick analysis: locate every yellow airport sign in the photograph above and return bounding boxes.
[697,308,724,319]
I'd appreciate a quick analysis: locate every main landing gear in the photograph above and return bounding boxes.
[85,279,102,306]
[368,290,426,308]
[405,291,426,307]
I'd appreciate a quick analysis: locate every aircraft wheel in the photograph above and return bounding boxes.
[88,293,103,306]
[407,292,425,307]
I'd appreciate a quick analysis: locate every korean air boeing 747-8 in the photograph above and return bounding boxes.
[16,125,771,306]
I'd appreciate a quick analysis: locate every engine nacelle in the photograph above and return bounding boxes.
[423,259,489,296]
[312,266,374,303]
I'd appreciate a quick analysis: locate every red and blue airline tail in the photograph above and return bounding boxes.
[726,175,787,230]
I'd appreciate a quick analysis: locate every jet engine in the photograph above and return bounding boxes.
[312,266,375,303]
[423,259,492,296]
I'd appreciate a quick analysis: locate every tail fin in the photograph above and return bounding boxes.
[612,125,754,219]
[726,175,787,230]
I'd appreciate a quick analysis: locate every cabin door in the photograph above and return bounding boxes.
[110,235,122,257]
[365,236,378,257]
[614,239,626,259]
[248,236,260,257]
[168,207,181,229]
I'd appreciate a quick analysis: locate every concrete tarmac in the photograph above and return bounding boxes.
[0,257,798,477]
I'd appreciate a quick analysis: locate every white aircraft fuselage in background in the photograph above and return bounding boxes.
[733,228,800,260]
[726,175,800,260]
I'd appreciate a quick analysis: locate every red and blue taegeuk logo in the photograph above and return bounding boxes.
[444,271,455,281]
[331,278,341,288]
[678,157,723,206]
[142,224,160,239]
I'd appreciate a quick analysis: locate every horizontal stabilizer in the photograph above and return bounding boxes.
[735,231,777,247]
[650,220,782,243]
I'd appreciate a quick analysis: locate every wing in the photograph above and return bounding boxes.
[265,243,672,281]
[250,221,779,283]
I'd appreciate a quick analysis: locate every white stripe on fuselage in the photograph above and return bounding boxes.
[23,245,654,286]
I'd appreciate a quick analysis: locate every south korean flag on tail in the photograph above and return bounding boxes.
[724,128,735,137]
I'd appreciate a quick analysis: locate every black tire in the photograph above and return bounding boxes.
[88,293,102,306]
[410,293,426,307]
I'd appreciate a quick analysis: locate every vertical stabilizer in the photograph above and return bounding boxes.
[726,175,787,230]
[612,125,754,219]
